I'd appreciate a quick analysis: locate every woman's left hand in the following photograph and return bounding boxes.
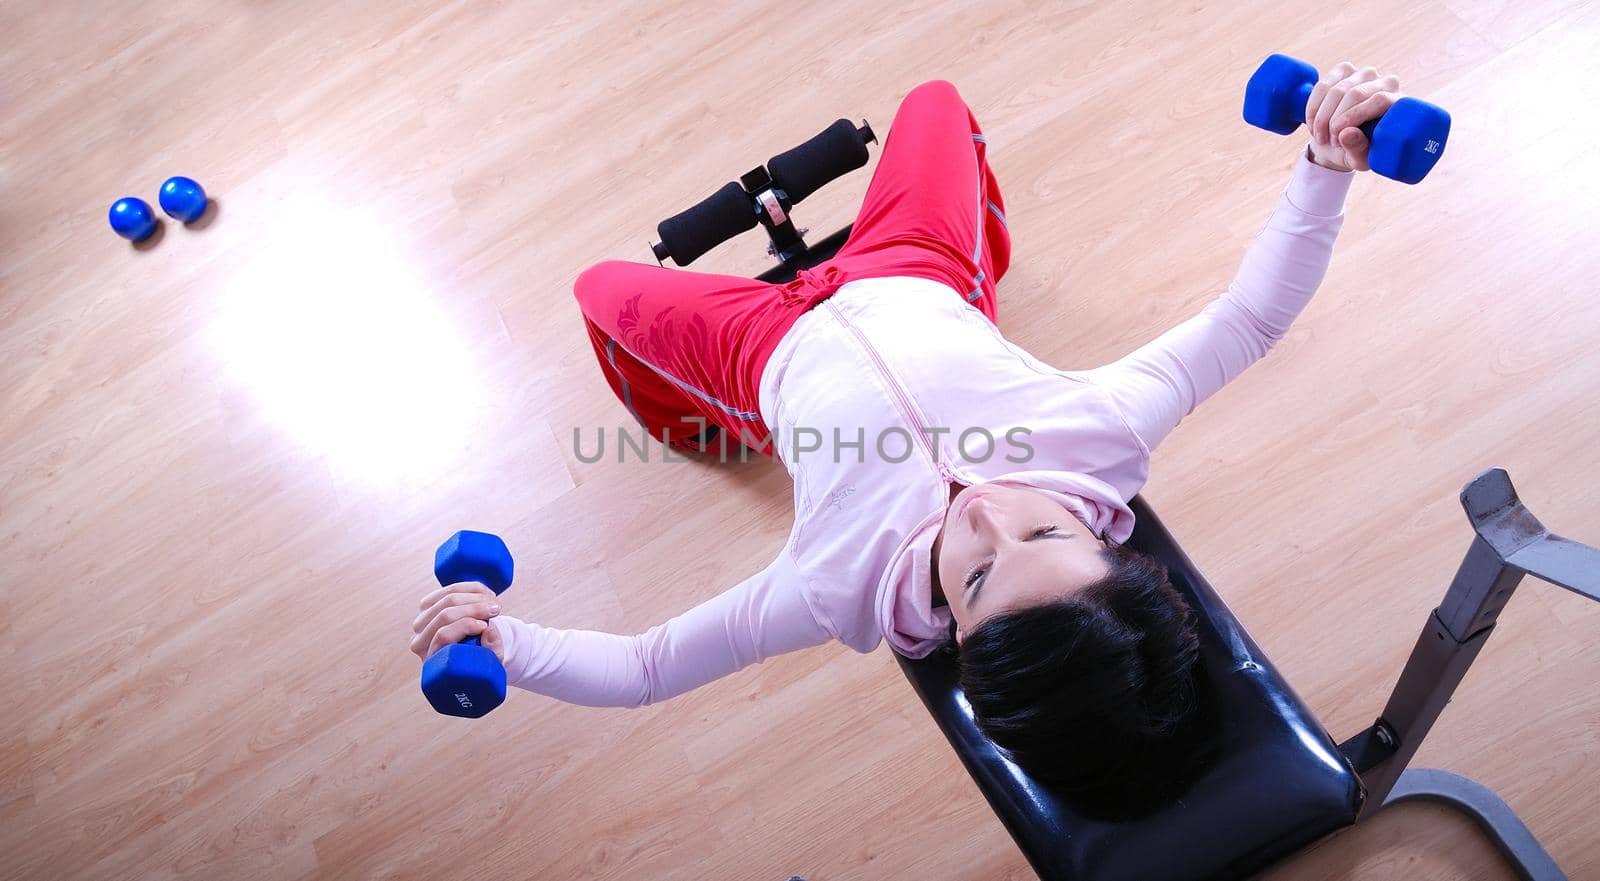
[1305,62,1403,173]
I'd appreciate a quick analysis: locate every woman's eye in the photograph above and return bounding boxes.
[1030,524,1059,539]
[964,564,990,589]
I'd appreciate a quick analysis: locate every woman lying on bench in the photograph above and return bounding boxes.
[411,65,1397,817]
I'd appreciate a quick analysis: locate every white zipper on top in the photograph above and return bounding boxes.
[824,300,957,485]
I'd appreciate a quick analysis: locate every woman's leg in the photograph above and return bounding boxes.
[570,81,1010,455]
[828,79,1012,322]
[573,259,802,456]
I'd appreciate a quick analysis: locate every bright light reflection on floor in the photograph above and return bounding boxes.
[210,194,484,487]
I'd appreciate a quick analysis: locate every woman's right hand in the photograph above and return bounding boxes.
[411,583,505,662]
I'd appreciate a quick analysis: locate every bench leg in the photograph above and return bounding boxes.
[1380,767,1567,881]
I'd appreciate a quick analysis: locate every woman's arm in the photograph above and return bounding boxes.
[487,544,831,708]
[1078,148,1353,454]
[1080,62,1404,455]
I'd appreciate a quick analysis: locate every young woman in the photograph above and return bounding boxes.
[413,65,1397,816]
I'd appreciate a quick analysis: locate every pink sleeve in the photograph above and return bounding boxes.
[1082,146,1355,453]
[486,544,830,708]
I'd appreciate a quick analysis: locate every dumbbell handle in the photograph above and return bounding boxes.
[440,584,496,651]
[1285,79,1382,143]
[426,565,505,654]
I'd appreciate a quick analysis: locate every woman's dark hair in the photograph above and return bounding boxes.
[942,540,1215,821]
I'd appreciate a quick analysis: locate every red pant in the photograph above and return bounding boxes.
[574,79,1012,456]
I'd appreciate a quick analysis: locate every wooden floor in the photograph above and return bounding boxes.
[4,1,1597,879]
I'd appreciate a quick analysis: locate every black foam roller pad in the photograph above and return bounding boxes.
[767,119,870,206]
[656,181,757,265]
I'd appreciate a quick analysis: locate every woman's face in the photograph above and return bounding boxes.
[933,483,1112,644]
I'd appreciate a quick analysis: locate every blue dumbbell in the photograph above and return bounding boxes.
[108,197,158,241]
[158,175,208,223]
[1244,53,1450,185]
[421,530,514,718]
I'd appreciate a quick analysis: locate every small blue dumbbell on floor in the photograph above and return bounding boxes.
[1243,53,1451,185]
[108,197,157,241]
[158,175,208,223]
[421,530,514,718]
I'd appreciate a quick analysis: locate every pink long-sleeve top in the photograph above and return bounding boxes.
[490,148,1354,708]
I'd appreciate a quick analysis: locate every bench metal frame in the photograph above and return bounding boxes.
[1336,467,1598,881]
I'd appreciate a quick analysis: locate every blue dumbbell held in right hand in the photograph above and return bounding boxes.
[1244,53,1451,184]
[421,530,514,718]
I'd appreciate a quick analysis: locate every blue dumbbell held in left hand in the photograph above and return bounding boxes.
[1243,53,1451,184]
[421,530,514,718]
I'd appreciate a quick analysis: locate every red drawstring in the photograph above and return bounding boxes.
[792,265,848,295]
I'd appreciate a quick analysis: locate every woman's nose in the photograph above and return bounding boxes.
[967,496,1005,538]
